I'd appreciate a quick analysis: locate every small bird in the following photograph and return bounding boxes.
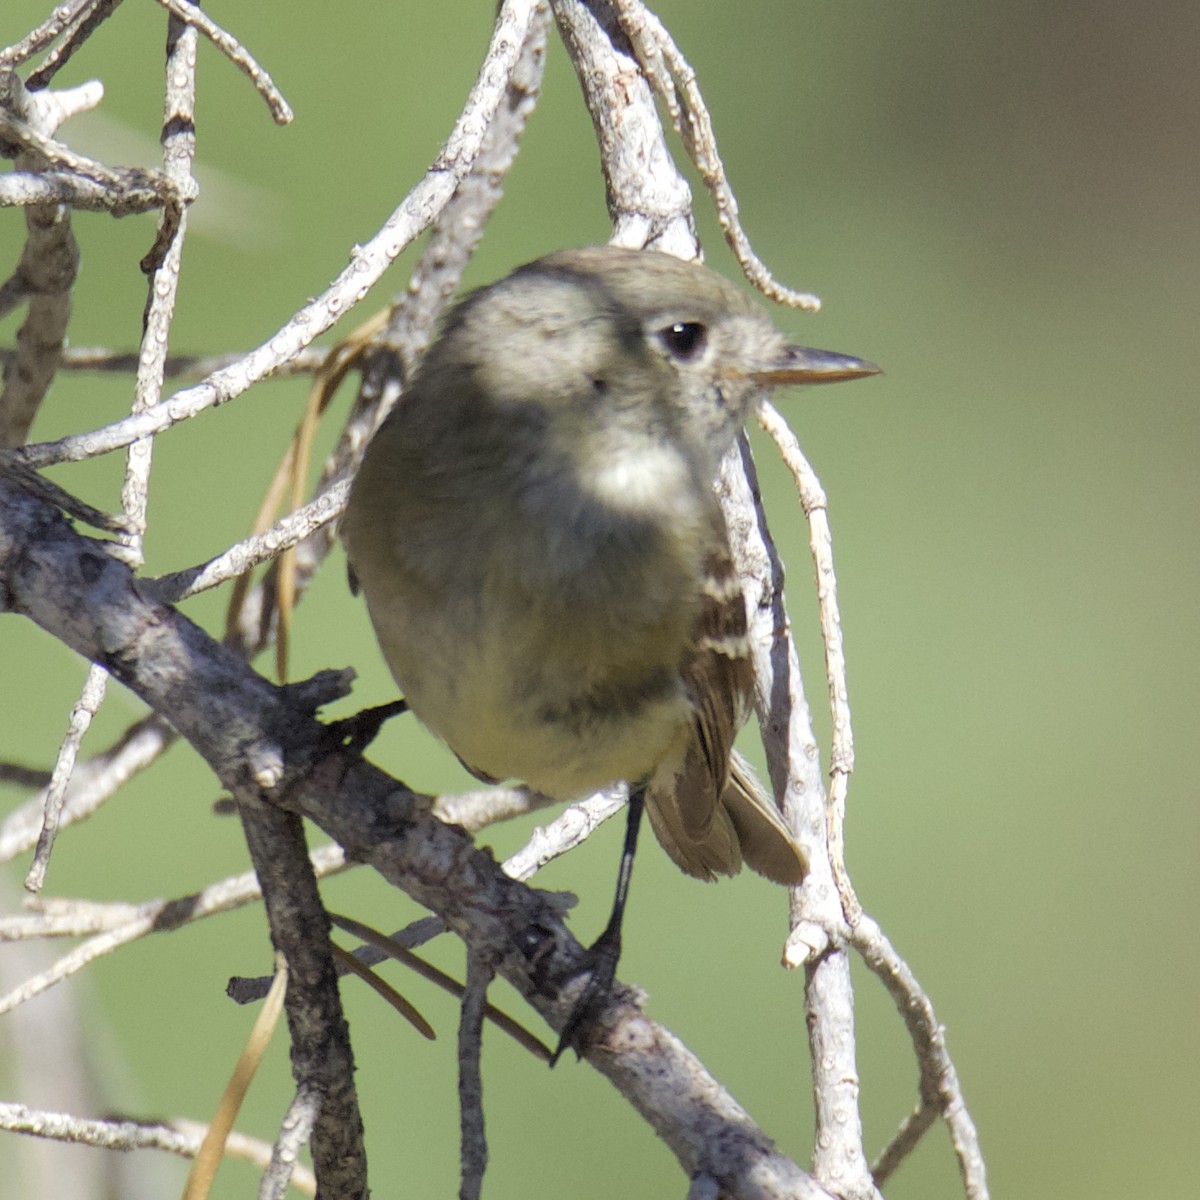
[342,246,878,1056]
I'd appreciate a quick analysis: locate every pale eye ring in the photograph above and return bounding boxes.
[658,321,708,361]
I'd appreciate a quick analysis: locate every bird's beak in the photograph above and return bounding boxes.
[749,345,881,386]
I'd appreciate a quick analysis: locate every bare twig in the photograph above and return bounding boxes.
[0,844,351,1009]
[153,480,350,602]
[0,911,160,1017]
[0,713,175,866]
[23,663,108,893]
[458,954,492,1200]
[0,1,97,69]
[0,1102,315,1194]
[257,1087,320,1200]
[0,344,328,379]
[0,74,94,446]
[553,0,696,256]
[0,100,174,202]
[613,0,821,310]
[119,3,197,556]
[0,168,168,214]
[757,398,862,924]
[151,0,293,124]
[851,915,989,1198]
[0,761,51,789]
[870,1102,938,1187]
[720,442,875,1198]
[24,1,123,91]
[431,785,561,833]
[495,787,627,880]
[0,458,131,533]
[13,0,544,471]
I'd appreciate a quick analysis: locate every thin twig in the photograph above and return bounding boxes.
[0,458,131,533]
[153,480,350,602]
[152,0,293,124]
[757,398,862,924]
[0,344,328,379]
[851,915,989,1198]
[0,105,174,199]
[121,7,198,559]
[497,787,627,880]
[0,761,51,789]
[0,713,175,866]
[0,907,155,1016]
[870,1100,938,1186]
[0,1101,314,1193]
[24,0,123,91]
[0,844,351,1010]
[24,663,108,893]
[431,785,561,833]
[0,0,97,69]
[458,954,491,1200]
[257,1086,320,1200]
[0,74,95,446]
[720,443,874,1199]
[613,0,822,310]
[14,0,543,472]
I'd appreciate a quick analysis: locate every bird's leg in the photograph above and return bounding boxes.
[551,786,646,1065]
[325,698,410,755]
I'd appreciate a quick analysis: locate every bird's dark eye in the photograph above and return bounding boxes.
[658,322,707,361]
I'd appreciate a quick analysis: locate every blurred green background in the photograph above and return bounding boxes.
[2,1,1197,1197]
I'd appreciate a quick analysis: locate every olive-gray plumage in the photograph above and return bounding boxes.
[343,246,877,886]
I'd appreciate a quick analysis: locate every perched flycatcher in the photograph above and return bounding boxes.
[342,246,877,1052]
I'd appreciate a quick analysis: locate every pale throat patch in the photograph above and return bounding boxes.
[582,440,693,517]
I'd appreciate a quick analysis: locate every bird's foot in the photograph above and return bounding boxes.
[550,922,622,1066]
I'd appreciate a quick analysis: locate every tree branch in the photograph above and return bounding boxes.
[0,466,841,1200]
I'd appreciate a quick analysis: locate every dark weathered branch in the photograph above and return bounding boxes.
[236,803,368,1198]
[0,472,839,1200]
[458,954,492,1200]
